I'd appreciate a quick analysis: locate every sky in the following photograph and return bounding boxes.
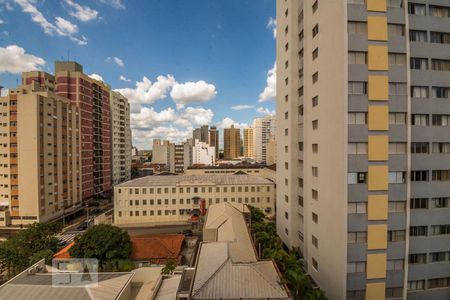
[0,0,277,149]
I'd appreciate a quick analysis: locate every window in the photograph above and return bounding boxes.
[312,48,319,61]
[312,24,319,37]
[312,72,318,83]
[430,31,450,44]
[389,83,407,95]
[312,235,318,248]
[312,167,318,177]
[389,172,406,184]
[432,87,450,98]
[432,59,450,71]
[411,142,429,154]
[347,262,366,273]
[428,277,450,289]
[348,21,367,34]
[311,258,318,271]
[284,211,289,219]
[430,251,450,263]
[411,86,428,98]
[312,0,318,13]
[408,280,425,291]
[348,112,367,124]
[432,114,450,126]
[284,25,288,35]
[387,259,404,271]
[409,253,427,264]
[312,96,318,107]
[285,128,288,136]
[348,143,368,154]
[432,143,450,153]
[386,287,403,299]
[285,43,288,51]
[348,202,367,214]
[348,172,367,184]
[432,197,450,208]
[431,224,450,235]
[429,5,450,18]
[312,120,318,130]
[409,30,427,42]
[411,198,428,209]
[388,53,406,65]
[412,114,429,126]
[389,142,406,154]
[411,170,428,181]
[347,290,365,300]
[348,51,367,64]
[348,231,367,244]
[387,0,403,8]
[312,189,318,200]
[410,226,428,236]
[388,230,405,242]
[410,57,428,70]
[312,212,318,223]
[408,3,426,15]
[389,112,406,124]
[388,24,405,36]
[312,144,318,153]
[348,82,367,95]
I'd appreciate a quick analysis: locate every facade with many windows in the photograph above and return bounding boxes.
[276,0,450,299]
[114,174,275,226]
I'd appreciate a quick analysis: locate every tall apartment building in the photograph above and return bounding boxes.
[276,1,450,299]
[152,139,170,166]
[23,61,112,199]
[266,135,277,165]
[243,128,254,158]
[223,125,241,159]
[169,143,185,173]
[209,126,219,159]
[0,81,81,227]
[252,116,276,163]
[110,91,132,185]
[193,125,209,144]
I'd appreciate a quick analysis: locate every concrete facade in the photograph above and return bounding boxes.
[192,139,215,166]
[223,125,241,159]
[252,116,276,163]
[276,1,450,299]
[243,128,254,158]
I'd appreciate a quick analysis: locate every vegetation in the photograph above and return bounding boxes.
[69,224,132,271]
[0,222,62,279]
[161,260,176,275]
[248,206,326,300]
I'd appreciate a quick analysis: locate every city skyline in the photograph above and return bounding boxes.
[0,0,277,149]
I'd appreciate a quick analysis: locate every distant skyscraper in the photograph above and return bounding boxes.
[223,125,241,159]
[110,91,132,184]
[193,125,209,144]
[276,1,450,299]
[252,116,276,163]
[0,81,81,227]
[243,128,254,158]
[209,126,219,159]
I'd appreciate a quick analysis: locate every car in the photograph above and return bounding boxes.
[182,229,193,236]
[75,222,88,231]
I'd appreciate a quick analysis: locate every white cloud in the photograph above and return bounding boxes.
[216,117,248,130]
[89,73,104,82]
[99,0,125,9]
[231,104,254,110]
[119,75,131,82]
[258,62,276,102]
[130,106,214,149]
[170,80,217,107]
[107,56,124,67]
[267,16,276,39]
[14,0,87,45]
[256,107,276,116]
[0,45,46,73]
[63,0,98,22]
[0,19,4,25]
[115,75,176,109]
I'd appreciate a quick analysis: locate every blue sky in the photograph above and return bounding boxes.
[0,0,276,149]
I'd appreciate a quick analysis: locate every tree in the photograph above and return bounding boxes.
[0,222,62,278]
[69,224,132,271]
[248,206,265,224]
[282,268,312,300]
[161,260,176,275]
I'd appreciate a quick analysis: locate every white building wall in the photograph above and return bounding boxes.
[192,139,215,166]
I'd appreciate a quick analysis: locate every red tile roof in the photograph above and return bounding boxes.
[130,234,184,264]
[53,242,74,259]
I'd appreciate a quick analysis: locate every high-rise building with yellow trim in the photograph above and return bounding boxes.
[276,1,450,299]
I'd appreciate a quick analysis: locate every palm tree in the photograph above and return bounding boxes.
[161,260,176,275]
[282,268,311,300]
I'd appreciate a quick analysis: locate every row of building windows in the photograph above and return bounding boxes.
[120,196,270,207]
[119,185,271,195]
[408,277,450,291]
[348,112,450,126]
[347,259,404,274]
[348,170,450,183]
[408,3,450,18]
[349,142,450,154]
[409,251,450,264]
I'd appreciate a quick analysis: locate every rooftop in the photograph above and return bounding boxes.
[116,174,272,187]
[187,164,264,170]
[130,234,184,264]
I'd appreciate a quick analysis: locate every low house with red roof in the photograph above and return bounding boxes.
[130,234,184,267]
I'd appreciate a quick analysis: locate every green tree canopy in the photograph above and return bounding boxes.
[69,224,132,270]
[161,260,176,275]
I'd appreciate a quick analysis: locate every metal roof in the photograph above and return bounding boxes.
[115,174,272,187]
